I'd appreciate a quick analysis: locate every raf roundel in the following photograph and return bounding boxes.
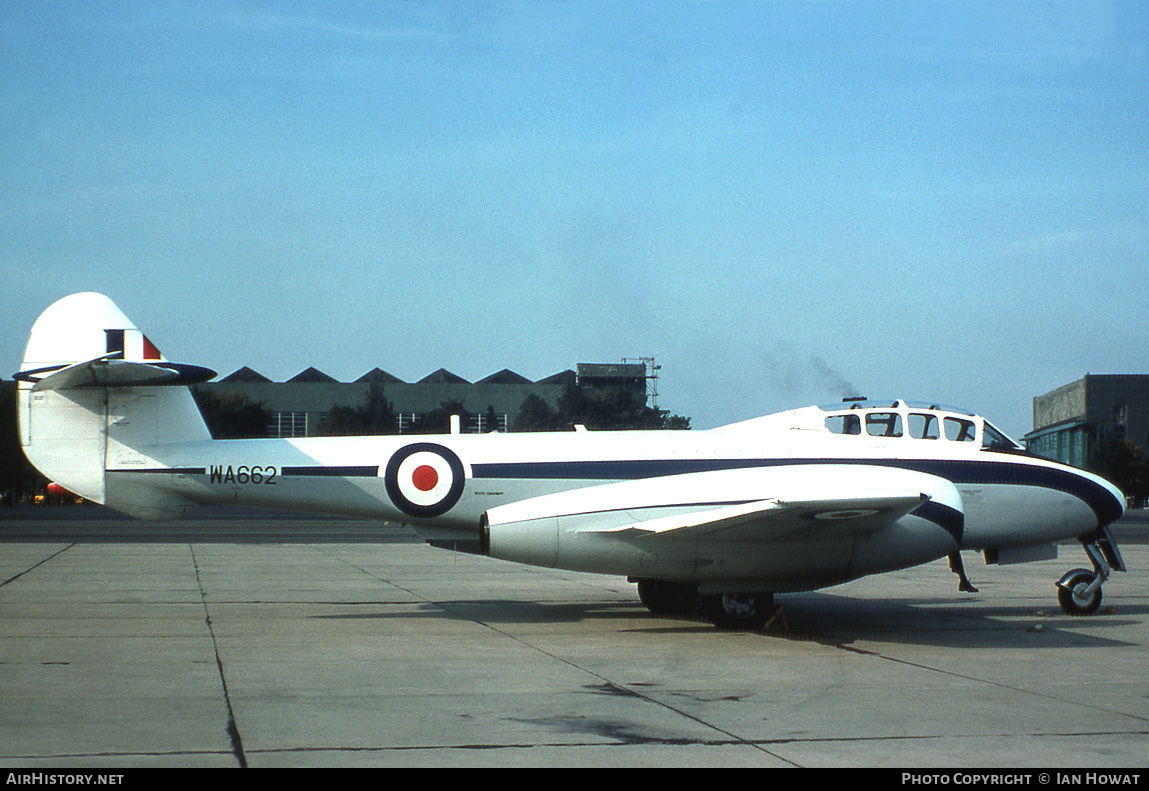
[384,443,467,518]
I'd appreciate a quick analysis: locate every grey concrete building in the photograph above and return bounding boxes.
[195,361,650,438]
[1026,375,1149,468]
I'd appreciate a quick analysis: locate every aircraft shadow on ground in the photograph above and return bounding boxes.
[764,592,1144,649]
[310,591,1144,649]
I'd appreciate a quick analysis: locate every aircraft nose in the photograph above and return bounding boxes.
[1105,477,1125,522]
[1085,471,1125,529]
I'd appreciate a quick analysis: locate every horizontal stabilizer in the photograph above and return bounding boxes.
[16,357,217,391]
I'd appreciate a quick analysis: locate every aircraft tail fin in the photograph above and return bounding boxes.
[15,293,216,518]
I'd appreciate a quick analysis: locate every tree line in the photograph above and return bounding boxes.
[1090,435,1149,509]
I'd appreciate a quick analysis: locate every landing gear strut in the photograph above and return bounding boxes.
[949,551,979,593]
[1056,526,1125,616]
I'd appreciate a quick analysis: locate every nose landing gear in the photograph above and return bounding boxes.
[1057,526,1125,616]
[1057,568,1103,615]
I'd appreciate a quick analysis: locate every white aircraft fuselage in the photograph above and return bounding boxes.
[98,400,1121,586]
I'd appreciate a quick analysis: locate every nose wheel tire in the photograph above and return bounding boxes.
[702,591,775,630]
[1057,569,1102,616]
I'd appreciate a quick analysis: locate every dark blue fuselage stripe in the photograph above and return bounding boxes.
[111,466,381,477]
[470,456,1122,528]
[109,467,207,475]
[281,466,379,477]
[912,500,965,543]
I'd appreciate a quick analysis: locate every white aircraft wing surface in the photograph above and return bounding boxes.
[592,492,930,542]
[485,463,962,546]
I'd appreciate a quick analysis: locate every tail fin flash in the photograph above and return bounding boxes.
[16,293,216,518]
[18,292,215,391]
[22,292,160,372]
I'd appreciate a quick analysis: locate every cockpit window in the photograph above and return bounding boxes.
[825,407,996,444]
[944,416,976,442]
[825,414,862,435]
[865,412,903,438]
[981,422,1018,450]
[909,413,939,439]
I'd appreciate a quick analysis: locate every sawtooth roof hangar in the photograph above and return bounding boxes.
[194,361,652,438]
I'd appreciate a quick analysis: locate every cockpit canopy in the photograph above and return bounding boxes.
[819,400,1022,451]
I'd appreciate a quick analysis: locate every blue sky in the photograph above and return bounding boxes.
[3,1,1147,438]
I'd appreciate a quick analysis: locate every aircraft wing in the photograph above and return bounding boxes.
[484,463,964,547]
[591,491,930,543]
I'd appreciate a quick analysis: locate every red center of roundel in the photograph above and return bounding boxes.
[411,464,439,492]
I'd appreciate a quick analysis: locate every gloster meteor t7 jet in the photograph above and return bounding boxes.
[16,294,1127,629]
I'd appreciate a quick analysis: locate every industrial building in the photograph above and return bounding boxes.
[1026,375,1149,468]
[194,360,653,438]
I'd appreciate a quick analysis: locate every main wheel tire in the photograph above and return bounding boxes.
[636,579,700,615]
[702,591,775,630]
[1057,569,1102,616]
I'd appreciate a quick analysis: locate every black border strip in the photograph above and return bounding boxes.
[109,467,207,475]
[111,466,381,478]
[281,466,379,477]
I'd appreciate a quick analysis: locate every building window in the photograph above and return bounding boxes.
[396,414,422,434]
[1113,403,1128,440]
[468,413,508,433]
[268,412,308,439]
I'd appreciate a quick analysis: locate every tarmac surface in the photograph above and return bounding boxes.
[1,505,1147,768]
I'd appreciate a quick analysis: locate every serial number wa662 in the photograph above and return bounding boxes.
[209,465,277,485]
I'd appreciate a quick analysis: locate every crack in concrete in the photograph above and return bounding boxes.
[190,546,248,769]
[0,543,74,588]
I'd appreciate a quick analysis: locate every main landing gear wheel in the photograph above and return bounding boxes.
[1057,569,1103,616]
[636,579,699,615]
[702,591,775,630]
